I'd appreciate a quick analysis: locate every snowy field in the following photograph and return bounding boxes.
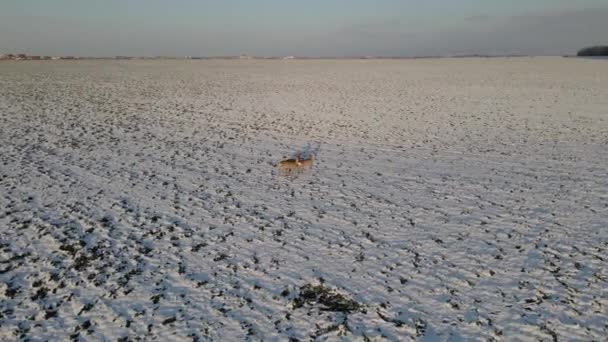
[1,57,607,341]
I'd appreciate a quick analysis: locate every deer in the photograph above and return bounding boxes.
[277,143,319,176]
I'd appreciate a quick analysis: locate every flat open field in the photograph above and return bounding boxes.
[1,57,607,341]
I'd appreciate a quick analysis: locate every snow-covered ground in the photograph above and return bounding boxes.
[1,57,607,341]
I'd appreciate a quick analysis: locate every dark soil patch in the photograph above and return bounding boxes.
[293,284,363,313]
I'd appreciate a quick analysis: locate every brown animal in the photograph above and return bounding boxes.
[277,153,315,176]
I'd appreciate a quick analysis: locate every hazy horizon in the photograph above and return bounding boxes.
[1,0,607,57]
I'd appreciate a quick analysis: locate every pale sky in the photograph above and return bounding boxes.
[1,0,606,57]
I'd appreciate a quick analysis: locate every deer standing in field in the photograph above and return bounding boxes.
[277,143,319,176]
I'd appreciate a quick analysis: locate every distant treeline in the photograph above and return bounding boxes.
[577,46,608,56]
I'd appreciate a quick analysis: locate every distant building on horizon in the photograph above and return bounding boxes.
[0,53,60,61]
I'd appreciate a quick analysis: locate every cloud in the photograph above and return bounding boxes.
[460,8,608,55]
[331,8,608,56]
[465,15,491,23]
[1,8,607,57]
